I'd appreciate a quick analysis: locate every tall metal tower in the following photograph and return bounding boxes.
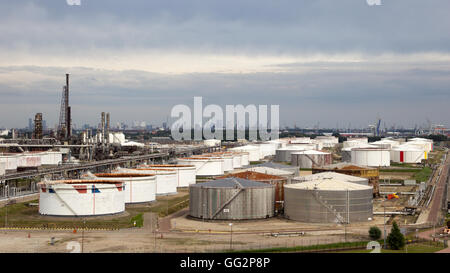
[33,113,43,139]
[58,74,72,140]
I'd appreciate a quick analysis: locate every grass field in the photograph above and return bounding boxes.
[413,167,432,182]
[336,243,445,253]
[0,190,190,229]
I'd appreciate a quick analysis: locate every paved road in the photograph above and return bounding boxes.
[427,151,450,224]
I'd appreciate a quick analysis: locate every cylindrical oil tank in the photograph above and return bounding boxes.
[275,146,306,162]
[38,180,125,216]
[139,164,196,187]
[351,148,390,167]
[391,146,426,163]
[177,157,224,176]
[16,153,41,169]
[203,153,234,171]
[93,173,157,204]
[284,179,373,223]
[189,178,275,220]
[229,145,261,162]
[40,151,63,165]
[249,162,300,177]
[119,168,177,195]
[291,150,332,168]
[0,154,18,171]
[292,172,369,186]
[216,171,287,212]
[0,162,5,176]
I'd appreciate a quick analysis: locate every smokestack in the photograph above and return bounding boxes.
[106,112,110,143]
[65,74,71,138]
[101,112,105,144]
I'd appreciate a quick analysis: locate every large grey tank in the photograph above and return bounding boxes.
[189,178,275,220]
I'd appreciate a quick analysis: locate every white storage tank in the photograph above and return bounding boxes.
[275,146,306,162]
[249,162,300,177]
[119,168,177,195]
[201,154,234,172]
[229,145,262,162]
[391,145,426,163]
[351,148,390,167]
[0,162,5,176]
[139,164,196,187]
[284,178,373,223]
[16,153,41,169]
[291,150,333,169]
[407,139,433,152]
[93,173,157,203]
[177,157,224,176]
[0,154,18,171]
[341,144,378,162]
[38,180,125,216]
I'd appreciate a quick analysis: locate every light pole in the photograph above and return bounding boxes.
[383,205,386,249]
[229,223,233,250]
[81,220,86,253]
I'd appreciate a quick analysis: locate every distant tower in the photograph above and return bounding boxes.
[58,74,71,140]
[33,113,43,139]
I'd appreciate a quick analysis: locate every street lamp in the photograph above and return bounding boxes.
[229,223,233,250]
[383,205,386,249]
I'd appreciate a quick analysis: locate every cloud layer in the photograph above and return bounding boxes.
[0,1,449,129]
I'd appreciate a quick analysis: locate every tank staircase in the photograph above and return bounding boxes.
[311,190,347,224]
[211,178,244,219]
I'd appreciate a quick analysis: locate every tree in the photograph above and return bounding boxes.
[369,226,382,240]
[387,221,405,250]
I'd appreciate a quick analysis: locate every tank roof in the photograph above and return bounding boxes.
[38,179,122,185]
[252,162,298,170]
[293,172,368,183]
[191,177,273,188]
[94,173,155,178]
[285,179,372,191]
[217,171,286,181]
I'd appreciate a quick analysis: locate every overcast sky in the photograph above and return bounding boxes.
[0,0,449,130]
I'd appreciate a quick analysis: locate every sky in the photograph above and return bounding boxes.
[0,0,449,130]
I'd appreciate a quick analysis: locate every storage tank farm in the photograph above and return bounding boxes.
[216,171,287,212]
[189,178,275,220]
[38,180,125,216]
[91,173,157,204]
[139,164,196,187]
[177,157,224,176]
[284,177,373,223]
[116,168,177,195]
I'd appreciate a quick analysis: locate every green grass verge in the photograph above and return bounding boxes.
[226,240,380,253]
[413,167,432,182]
[336,243,445,253]
[380,168,422,173]
[130,213,144,227]
[0,192,190,229]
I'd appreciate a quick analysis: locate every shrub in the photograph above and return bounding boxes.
[369,226,382,240]
[387,221,405,250]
